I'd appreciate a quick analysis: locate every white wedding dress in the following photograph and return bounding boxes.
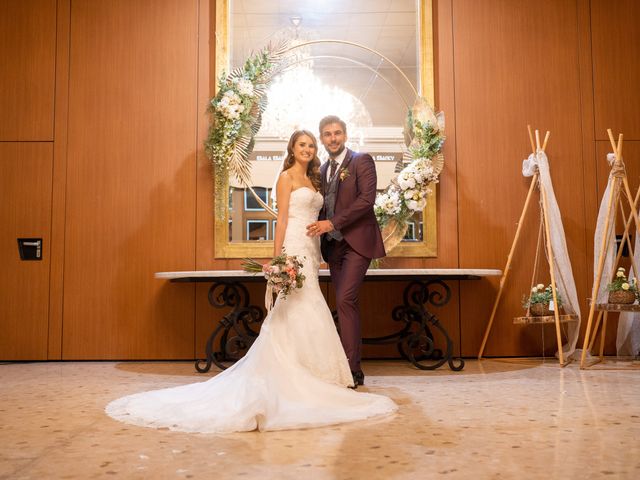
[106,187,397,433]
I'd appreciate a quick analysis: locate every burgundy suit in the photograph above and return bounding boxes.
[320,149,385,371]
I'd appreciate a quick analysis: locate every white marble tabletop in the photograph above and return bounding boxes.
[156,268,502,280]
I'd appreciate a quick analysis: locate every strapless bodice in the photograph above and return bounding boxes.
[287,187,323,224]
[282,187,323,277]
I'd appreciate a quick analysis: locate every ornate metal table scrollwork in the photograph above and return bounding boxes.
[164,274,267,373]
[195,280,265,372]
[157,269,502,373]
[361,278,464,371]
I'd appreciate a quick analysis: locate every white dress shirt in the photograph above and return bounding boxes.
[326,148,348,183]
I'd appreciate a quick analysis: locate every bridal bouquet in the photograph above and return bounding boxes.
[242,252,306,311]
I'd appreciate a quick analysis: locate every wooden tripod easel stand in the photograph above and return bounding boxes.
[580,130,640,368]
[478,126,574,366]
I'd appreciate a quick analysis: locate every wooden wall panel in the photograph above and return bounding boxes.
[48,0,71,359]
[0,0,56,140]
[62,0,199,359]
[592,0,640,140]
[0,143,53,359]
[576,0,598,344]
[453,0,589,356]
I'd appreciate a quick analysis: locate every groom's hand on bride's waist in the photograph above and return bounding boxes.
[306,220,334,237]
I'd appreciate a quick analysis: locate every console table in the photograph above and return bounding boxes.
[156,269,501,373]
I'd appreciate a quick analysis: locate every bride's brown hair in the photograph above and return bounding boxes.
[282,130,322,191]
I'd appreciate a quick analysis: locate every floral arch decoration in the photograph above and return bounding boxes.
[205,40,445,255]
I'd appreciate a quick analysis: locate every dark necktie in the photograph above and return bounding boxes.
[325,158,343,241]
[329,158,338,181]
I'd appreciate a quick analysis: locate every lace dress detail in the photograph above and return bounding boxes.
[105,187,397,433]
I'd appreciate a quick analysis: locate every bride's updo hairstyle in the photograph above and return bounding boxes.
[283,129,322,192]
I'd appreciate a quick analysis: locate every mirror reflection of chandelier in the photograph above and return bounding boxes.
[258,65,373,141]
[257,17,373,148]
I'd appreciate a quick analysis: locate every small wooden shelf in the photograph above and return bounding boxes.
[594,303,640,312]
[513,314,578,325]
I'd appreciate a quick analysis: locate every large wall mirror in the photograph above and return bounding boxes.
[213,0,435,258]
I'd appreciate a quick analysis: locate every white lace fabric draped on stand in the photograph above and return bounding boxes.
[105,187,397,433]
[522,151,581,359]
[595,154,640,358]
[619,235,640,357]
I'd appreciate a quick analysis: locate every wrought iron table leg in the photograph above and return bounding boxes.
[393,280,465,371]
[195,281,264,373]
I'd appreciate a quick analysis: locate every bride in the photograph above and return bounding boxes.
[106,129,397,433]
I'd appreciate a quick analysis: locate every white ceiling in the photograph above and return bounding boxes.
[232,0,417,65]
[230,0,419,125]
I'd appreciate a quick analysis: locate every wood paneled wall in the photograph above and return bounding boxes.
[1,0,639,360]
[452,0,590,356]
[0,143,53,359]
[591,0,640,140]
[0,0,56,360]
[0,0,56,141]
[591,0,640,358]
[60,0,200,359]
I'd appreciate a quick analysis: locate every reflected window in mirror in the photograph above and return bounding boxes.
[244,187,269,211]
[404,222,417,242]
[247,220,269,241]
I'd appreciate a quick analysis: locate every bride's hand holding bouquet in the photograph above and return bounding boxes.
[242,251,306,311]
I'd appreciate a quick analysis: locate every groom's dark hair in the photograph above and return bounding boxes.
[319,115,347,135]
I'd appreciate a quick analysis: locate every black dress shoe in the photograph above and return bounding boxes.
[352,370,365,387]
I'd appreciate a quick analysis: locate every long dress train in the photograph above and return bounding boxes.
[105,187,397,433]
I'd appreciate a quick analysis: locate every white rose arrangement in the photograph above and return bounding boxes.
[205,43,287,219]
[217,90,245,120]
[234,78,255,97]
[375,101,444,231]
[374,191,401,217]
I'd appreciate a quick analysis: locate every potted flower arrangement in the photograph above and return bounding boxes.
[522,283,563,316]
[607,267,638,304]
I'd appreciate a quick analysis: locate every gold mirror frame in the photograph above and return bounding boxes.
[213,0,436,259]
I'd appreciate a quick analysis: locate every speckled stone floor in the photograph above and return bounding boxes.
[1,358,639,479]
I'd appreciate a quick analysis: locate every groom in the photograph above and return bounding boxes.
[306,115,385,388]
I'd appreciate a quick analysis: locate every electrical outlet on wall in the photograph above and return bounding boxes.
[17,238,42,260]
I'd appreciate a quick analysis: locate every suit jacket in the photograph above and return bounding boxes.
[320,148,386,261]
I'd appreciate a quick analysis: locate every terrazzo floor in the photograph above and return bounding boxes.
[1,358,639,479]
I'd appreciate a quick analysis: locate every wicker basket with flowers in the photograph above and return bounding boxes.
[607,267,638,304]
[522,283,563,316]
